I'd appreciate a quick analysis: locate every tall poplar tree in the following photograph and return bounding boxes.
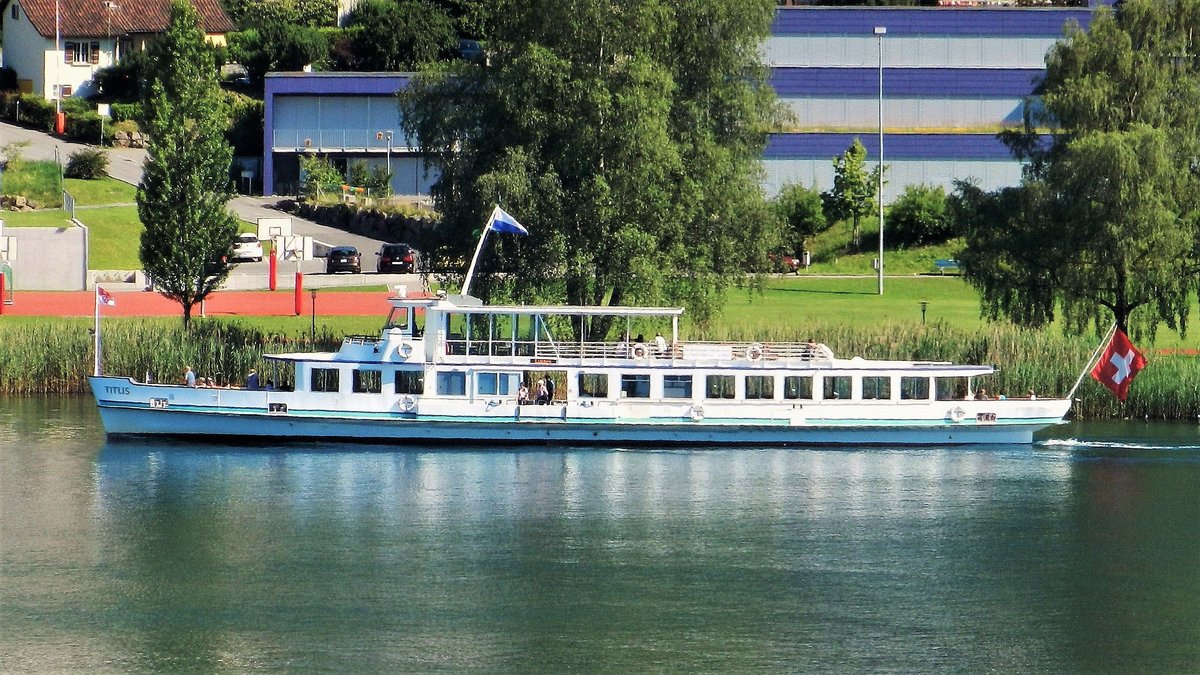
[400,0,784,324]
[137,0,241,329]
[969,0,1200,338]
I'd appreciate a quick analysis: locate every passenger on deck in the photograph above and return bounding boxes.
[654,332,667,355]
[184,365,196,387]
[536,378,549,405]
[518,382,529,405]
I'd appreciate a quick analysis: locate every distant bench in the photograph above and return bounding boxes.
[933,259,960,274]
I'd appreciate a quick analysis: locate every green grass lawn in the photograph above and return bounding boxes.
[1,209,73,228]
[66,176,136,205]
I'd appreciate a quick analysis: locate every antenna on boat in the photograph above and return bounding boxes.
[461,205,528,297]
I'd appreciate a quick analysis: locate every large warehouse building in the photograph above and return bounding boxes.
[261,5,1100,200]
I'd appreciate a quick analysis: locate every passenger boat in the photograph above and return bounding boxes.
[88,288,1072,445]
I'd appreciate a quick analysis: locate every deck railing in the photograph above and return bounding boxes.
[441,339,832,364]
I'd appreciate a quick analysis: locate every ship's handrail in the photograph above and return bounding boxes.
[342,335,382,346]
[442,338,835,363]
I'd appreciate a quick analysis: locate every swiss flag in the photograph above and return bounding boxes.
[1090,328,1146,401]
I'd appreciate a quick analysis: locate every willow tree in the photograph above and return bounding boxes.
[971,0,1200,338]
[137,0,241,329]
[399,0,784,324]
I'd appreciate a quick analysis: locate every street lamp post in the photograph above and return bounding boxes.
[103,2,121,63]
[875,25,886,296]
[376,130,393,196]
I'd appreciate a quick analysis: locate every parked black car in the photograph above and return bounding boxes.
[376,243,418,273]
[326,246,361,274]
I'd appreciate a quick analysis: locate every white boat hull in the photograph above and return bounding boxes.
[90,377,1071,447]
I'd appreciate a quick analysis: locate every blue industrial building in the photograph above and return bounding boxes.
[262,6,1101,200]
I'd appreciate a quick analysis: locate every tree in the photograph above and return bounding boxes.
[228,23,329,84]
[773,183,826,256]
[137,0,242,329]
[822,139,880,250]
[886,184,950,248]
[981,0,1200,337]
[338,0,456,72]
[400,0,783,324]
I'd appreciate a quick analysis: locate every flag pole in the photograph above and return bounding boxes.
[93,286,102,376]
[1066,321,1117,400]
[460,206,498,297]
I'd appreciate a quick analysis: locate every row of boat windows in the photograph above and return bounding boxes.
[307,367,967,401]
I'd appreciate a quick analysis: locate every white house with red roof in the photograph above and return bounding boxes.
[0,0,234,100]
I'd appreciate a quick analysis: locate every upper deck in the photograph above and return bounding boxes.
[267,291,993,378]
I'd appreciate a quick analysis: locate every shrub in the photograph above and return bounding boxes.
[64,148,110,180]
[15,94,57,131]
[109,102,141,123]
[886,184,953,247]
[773,183,827,254]
[223,91,263,155]
[0,67,17,91]
[65,111,104,144]
[93,51,148,101]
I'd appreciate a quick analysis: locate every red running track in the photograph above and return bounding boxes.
[0,290,394,317]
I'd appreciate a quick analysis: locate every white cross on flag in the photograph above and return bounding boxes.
[1090,327,1146,401]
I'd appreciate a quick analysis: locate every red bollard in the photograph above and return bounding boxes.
[0,273,5,315]
[268,249,277,291]
[294,272,303,316]
[54,112,65,135]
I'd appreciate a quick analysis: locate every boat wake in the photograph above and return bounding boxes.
[1038,438,1200,451]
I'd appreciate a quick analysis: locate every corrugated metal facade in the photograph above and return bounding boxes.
[262,8,1098,198]
[764,7,1094,200]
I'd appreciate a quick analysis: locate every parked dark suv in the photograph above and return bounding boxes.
[326,246,361,274]
[376,243,418,274]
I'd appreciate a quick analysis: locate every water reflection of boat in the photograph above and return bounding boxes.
[89,291,1070,446]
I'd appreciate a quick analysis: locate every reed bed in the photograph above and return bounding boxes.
[2,318,1197,420]
[0,319,342,395]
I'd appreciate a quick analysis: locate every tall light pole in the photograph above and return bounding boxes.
[376,130,393,196]
[54,0,60,113]
[875,25,886,296]
[103,2,121,63]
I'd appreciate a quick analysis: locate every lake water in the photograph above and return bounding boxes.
[3,397,1200,672]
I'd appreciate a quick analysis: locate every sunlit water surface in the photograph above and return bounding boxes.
[3,398,1200,672]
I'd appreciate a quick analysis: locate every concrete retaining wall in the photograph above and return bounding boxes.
[1,223,88,290]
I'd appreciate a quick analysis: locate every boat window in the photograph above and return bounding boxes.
[477,371,519,396]
[901,376,930,400]
[353,368,382,394]
[311,367,340,393]
[822,376,851,400]
[620,374,650,398]
[706,375,735,400]
[935,376,969,401]
[579,373,609,398]
[663,375,692,399]
[783,375,814,400]
[745,375,774,400]
[437,371,467,396]
[862,376,890,400]
[395,369,424,395]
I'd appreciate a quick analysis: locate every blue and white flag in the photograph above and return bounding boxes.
[488,206,528,235]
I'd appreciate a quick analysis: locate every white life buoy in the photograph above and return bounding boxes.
[689,404,705,422]
[631,343,649,360]
[948,406,966,422]
[397,343,413,360]
[399,395,417,412]
[746,342,764,362]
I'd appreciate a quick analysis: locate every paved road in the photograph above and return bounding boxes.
[1,120,391,285]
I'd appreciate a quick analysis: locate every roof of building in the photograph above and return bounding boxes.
[9,0,235,39]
